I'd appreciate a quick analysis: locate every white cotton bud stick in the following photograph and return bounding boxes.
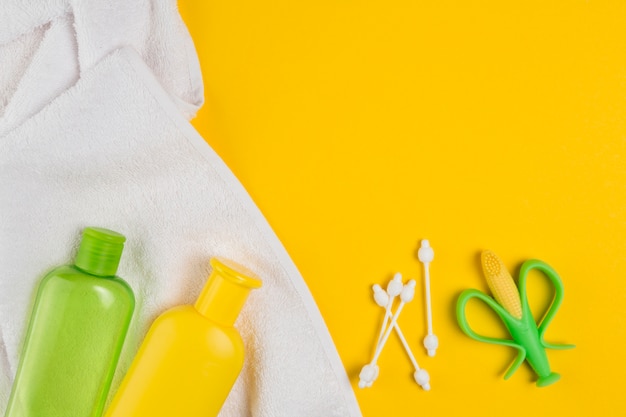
[418,239,439,357]
[373,284,430,390]
[370,280,415,367]
[373,273,402,349]
[360,275,402,390]
[372,286,412,362]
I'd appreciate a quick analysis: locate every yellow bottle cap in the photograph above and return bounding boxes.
[194,258,262,326]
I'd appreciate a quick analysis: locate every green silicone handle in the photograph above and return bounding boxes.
[517,259,575,351]
[456,289,527,380]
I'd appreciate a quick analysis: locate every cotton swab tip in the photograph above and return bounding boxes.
[400,279,416,303]
[424,334,438,357]
[387,273,403,297]
[418,240,434,263]
[358,364,379,388]
[372,284,388,307]
[414,369,431,391]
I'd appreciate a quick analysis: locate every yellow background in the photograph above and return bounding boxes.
[180,1,625,416]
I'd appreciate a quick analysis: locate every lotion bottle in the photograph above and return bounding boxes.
[4,227,135,417]
[104,257,261,417]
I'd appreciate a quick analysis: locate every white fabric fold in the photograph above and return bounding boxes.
[0,0,203,131]
[0,14,78,136]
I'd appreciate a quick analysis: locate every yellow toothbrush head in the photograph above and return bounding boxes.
[481,250,523,319]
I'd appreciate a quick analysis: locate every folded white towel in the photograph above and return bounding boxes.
[0,0,203,133]
[0,47,362,416]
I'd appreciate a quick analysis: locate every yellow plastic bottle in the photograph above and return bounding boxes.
[104,258,262,417]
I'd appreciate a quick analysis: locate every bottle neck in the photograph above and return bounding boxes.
[194,258,262,326]
[74,227,125,277]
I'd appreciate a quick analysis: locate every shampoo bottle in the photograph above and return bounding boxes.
[4,227,135,417]
[104,258,262,417]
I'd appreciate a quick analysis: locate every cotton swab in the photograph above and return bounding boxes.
[372,285,430,390]
[372,285,413,358]
[373,273,402,349]
[359,281,412,389]
[359,279,430,390]
[418,239,438,357]
[370,280,415,366]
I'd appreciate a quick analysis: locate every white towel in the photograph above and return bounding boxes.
[0,0,203,132]
[0,1,362,415]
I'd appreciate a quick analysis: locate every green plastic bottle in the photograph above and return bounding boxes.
[4,227,135,417]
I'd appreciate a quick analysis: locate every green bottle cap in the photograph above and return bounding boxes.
[75,227,126,277]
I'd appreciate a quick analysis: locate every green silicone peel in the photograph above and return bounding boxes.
[456,251,574,387]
